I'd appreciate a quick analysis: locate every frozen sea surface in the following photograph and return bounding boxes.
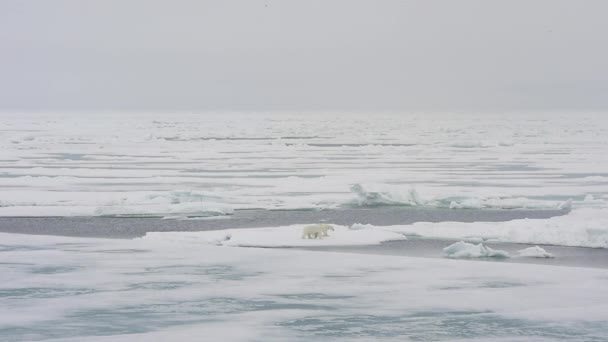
[1,112,607,217]
[2,112,608,341]
[1,232,608,342]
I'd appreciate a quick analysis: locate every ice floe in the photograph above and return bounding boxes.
[141,224,407,247]
[443,241,510,259]
[349,183,423,206]
[371,207,608,248]
[518,246,555,258]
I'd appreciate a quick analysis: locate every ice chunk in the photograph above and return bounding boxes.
[380,208,608,248]
[349,223,375,230]
[350,183,422,206]
[348,184,566,210]
[558,199,572,210]
[447,197,566,210]
[518,246,555,258]
[443,241,510,259]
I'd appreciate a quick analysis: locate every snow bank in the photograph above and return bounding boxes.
[0,190,233,218]
[378,208,608,248]
[443,241,510,259]
[348,183,569,210]
[518,246,555,258]
[350,183,423,206]
[141,224,407,247]
[350,223,375,230]
[449,197,571,210]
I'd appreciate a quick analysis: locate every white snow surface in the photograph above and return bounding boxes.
[3,112,608,340]
[1,232,607,341]
[518,246,555,258]
[373,207,608,248]
[141,224,406,247]
[1,112,607,216]
[443,241,510,259]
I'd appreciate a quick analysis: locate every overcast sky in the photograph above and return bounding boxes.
[1,0,607,112]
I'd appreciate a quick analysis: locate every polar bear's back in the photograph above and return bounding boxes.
[304,223,332,230]
[303,224,333,232]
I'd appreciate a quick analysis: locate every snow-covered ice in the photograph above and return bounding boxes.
[368,207,608,248]
[2,112,608,340]
[443,241,510,259]
[518,246,555,258]
[1,112,607,217]
[1,232,608,341]
[141,224,406,248]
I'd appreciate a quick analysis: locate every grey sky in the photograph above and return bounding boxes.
[1,0,607,112]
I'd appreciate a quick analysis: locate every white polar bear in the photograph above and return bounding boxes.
[301,224,334,239]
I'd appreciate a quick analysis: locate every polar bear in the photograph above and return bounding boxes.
[301,224,334,239]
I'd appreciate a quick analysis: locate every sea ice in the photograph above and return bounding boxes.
[518,246,555,258]
[1,231,607,341]
[349,183,567,210]
[443,241,510,259]
[350,183,422,206]
[2,112,607,217]
[377,207,608,248]
[141,224,407,248]
[349,223,375,230]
